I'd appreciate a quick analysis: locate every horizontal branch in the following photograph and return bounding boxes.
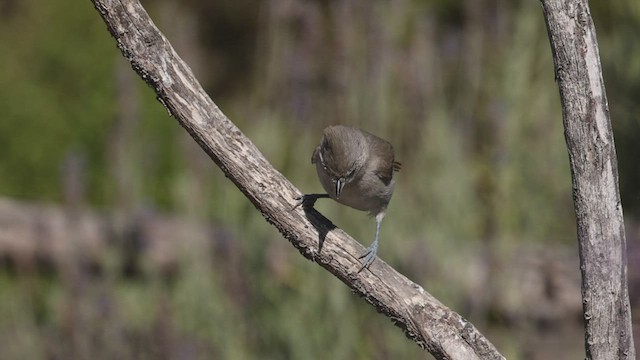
[89,0,504,358]
[0,196,584,324]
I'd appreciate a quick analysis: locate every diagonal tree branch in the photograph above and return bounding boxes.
[540,1,635,359]
[89,0,504,358]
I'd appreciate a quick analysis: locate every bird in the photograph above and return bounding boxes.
[294,125,401,272]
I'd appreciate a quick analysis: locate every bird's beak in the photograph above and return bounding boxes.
[335,178,345,199]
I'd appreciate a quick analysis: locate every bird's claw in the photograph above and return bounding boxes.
[291,193,329,211]
[291,195,306,211]
[357,244,378,273]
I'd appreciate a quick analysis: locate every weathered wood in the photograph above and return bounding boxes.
[0,197,214,275]
[0,196,586,325]
[88,0,504,358]
[540,1,635,359]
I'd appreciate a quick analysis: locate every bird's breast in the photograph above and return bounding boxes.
[315,161,394,215]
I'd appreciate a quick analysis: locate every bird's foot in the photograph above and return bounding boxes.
[357,241,379,273]
[291,193,330,211]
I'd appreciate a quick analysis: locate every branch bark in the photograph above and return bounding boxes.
[540,1,635,359]
[89,0,504,359]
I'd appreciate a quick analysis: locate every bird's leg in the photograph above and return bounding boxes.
[358,212,384,272]
[292,193,330,210]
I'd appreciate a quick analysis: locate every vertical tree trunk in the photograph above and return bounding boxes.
[540,1,635,359]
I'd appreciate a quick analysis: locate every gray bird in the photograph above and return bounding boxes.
[295,125,401,271]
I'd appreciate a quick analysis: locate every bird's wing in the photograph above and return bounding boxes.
[365,134,397,186]
[311,146,320,164]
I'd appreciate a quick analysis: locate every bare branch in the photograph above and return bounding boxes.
[88,0,504,358]
[540,1,636,359]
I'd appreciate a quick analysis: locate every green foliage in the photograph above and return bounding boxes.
[0,0,116,202]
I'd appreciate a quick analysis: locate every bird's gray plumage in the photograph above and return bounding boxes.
[302,125,400,271]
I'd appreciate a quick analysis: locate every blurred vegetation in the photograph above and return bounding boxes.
[0,0,638,359]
